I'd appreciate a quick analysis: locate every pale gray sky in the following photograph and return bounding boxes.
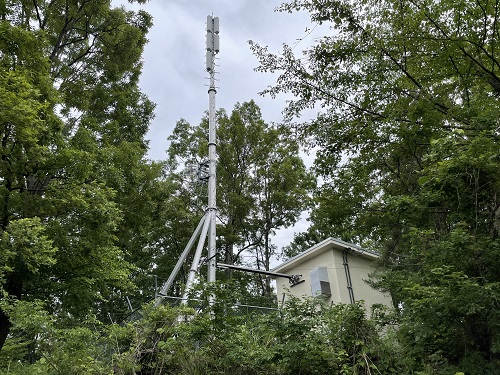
[113,0,325,254]
[114,0,323,158]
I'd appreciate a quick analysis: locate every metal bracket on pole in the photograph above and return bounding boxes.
[216,263,303,287]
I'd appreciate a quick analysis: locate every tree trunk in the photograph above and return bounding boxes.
[263,232,272,297]
[0,309,11,352]
[224,242,234,279]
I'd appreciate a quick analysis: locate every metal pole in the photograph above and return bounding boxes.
[155,16,220,311]
[216,263,302,285]
[181,213,211,303]
[125,296,134,312]
[155,216,207,306]
[154,275,158,299]
[206,15,219,286]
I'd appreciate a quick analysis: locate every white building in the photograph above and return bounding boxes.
[272,238,393,310]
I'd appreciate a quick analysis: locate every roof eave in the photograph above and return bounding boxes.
[272,237,380,275]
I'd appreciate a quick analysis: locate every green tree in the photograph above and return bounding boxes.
[251,0,500,242]
[123,296,395,375]
[0,0,159,354]
[167,100,314,298]
[250,124,314,295]
[251,0,500,371]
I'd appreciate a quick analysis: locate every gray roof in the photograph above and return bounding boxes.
[272,237,380,273]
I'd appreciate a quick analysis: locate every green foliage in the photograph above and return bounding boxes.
[110,303,195,375]
[109,296,398,375]
[0,0,164,357]
[167,100,314,297]
[0,284,452,374]
[0,218,55,286]
[251,0,500,371]
[0,299,114,375]
[3,0,500,372]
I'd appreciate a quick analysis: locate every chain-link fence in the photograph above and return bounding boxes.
[160,295,279,315]
[121,295,279,324]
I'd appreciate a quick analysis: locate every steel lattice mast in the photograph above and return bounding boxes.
[155,16,219,306]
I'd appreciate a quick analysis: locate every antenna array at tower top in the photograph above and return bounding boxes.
[206,16,220,72]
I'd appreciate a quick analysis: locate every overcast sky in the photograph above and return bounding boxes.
[112,0,325,256]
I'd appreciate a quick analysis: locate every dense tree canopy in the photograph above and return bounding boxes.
[2,0,500,373]
[251,0,500,371]
[166,100,314,298]
[0,0,163,352]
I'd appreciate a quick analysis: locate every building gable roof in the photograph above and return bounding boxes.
[272,237,380,274]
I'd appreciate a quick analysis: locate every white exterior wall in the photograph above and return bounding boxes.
[274,240,393,311]
[338,251,393,309]
[276,250,337,303]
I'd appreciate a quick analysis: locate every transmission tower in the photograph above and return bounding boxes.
[155,15,219,306]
